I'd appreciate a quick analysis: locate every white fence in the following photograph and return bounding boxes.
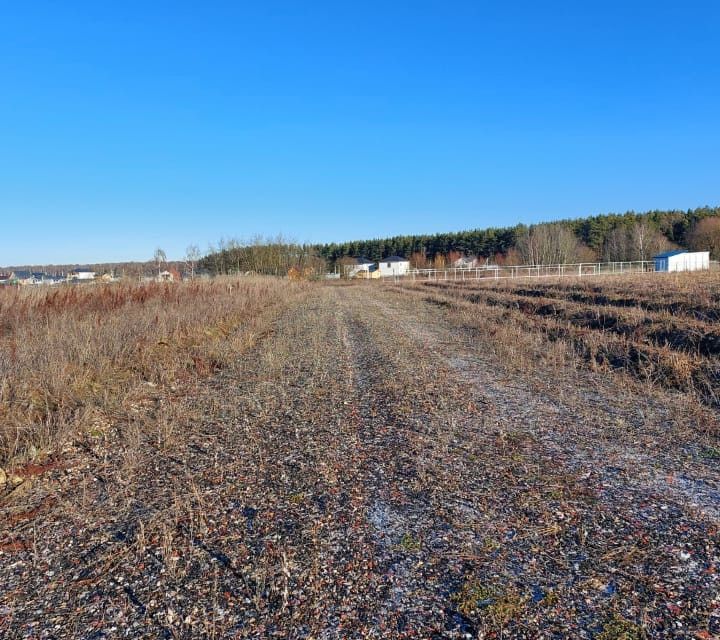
[389,260,656,283]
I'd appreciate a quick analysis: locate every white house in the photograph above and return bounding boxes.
[71,269,96,281]
[653,250,709,272]
[344,257,376,278]
[377,256,410,277]
[12,271,40,285]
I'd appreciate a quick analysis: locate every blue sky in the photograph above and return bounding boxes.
[1,1,718,264]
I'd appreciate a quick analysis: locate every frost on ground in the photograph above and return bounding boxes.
[1,283,719,639]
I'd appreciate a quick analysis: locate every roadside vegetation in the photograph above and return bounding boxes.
[0,277,305,466]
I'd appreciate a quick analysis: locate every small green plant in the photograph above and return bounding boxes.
[597,614,645,640]
[451,578,528,626]
[537,589,560,607]
[482,537,501,551]
[452,579,498,617]
[398,532,421,551]
[488,590,528,626]
[700,446,720,460]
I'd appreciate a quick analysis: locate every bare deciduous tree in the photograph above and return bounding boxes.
[603,221,673,262]
[687,217,720,259]
[409,251,429,269]
[432,254,446,269]
[205,235,326,277]
[517,224,587,265]
[631,219,670,262]
[153,248,167,276]
[603,226,631,261]
[185,244,201,279]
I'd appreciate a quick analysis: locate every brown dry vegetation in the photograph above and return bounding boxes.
[1,273,719,639]
[0,278,305,465]
[404,272,720,410]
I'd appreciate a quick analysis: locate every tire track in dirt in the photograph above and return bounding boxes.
[338,303,475,637]
[351,285,720,638]
[367,286,720,523]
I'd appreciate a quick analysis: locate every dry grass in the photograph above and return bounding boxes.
[0,277,306,466]
[2,281,720,637]
[395,272,720,414]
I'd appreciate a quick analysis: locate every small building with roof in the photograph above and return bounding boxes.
[343,257,377,279]
[653,250,709,273]
[452,256,479,269]
[43,274,66,285]
[12,270,39,285]
[377,256,410,277]
[70,268,96,281]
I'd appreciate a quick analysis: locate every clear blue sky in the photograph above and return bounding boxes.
[1,1,718,265]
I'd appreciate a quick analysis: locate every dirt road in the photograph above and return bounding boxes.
[2,285,718,638]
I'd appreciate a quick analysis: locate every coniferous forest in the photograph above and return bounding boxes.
[314,206,720,263]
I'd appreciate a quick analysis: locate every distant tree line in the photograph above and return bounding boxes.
[313,206,720,266]
[195,206,720,275]
[198,236,325,276]
[10,207,718,279]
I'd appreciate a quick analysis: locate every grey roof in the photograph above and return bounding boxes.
[353,256,374,264]
[383,255,408,262]
[653,250,688,259]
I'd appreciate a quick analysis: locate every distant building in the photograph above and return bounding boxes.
[343,257,376,278]
[452,256,479,269]
[43,274,66,285]
[0,271,66,286]
[157,268,181,282]
[71,269,96,281]
[12,270,39,285]
[653,250,710,272]
[377,256,410,277]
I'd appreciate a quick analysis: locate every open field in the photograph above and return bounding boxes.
[0,278,308,465]
[1,274,719,638]
[405,272,720,408]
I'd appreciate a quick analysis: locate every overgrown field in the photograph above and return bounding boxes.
[400,272,720,411]
[0,278,305,465]
[1,274,719,638]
